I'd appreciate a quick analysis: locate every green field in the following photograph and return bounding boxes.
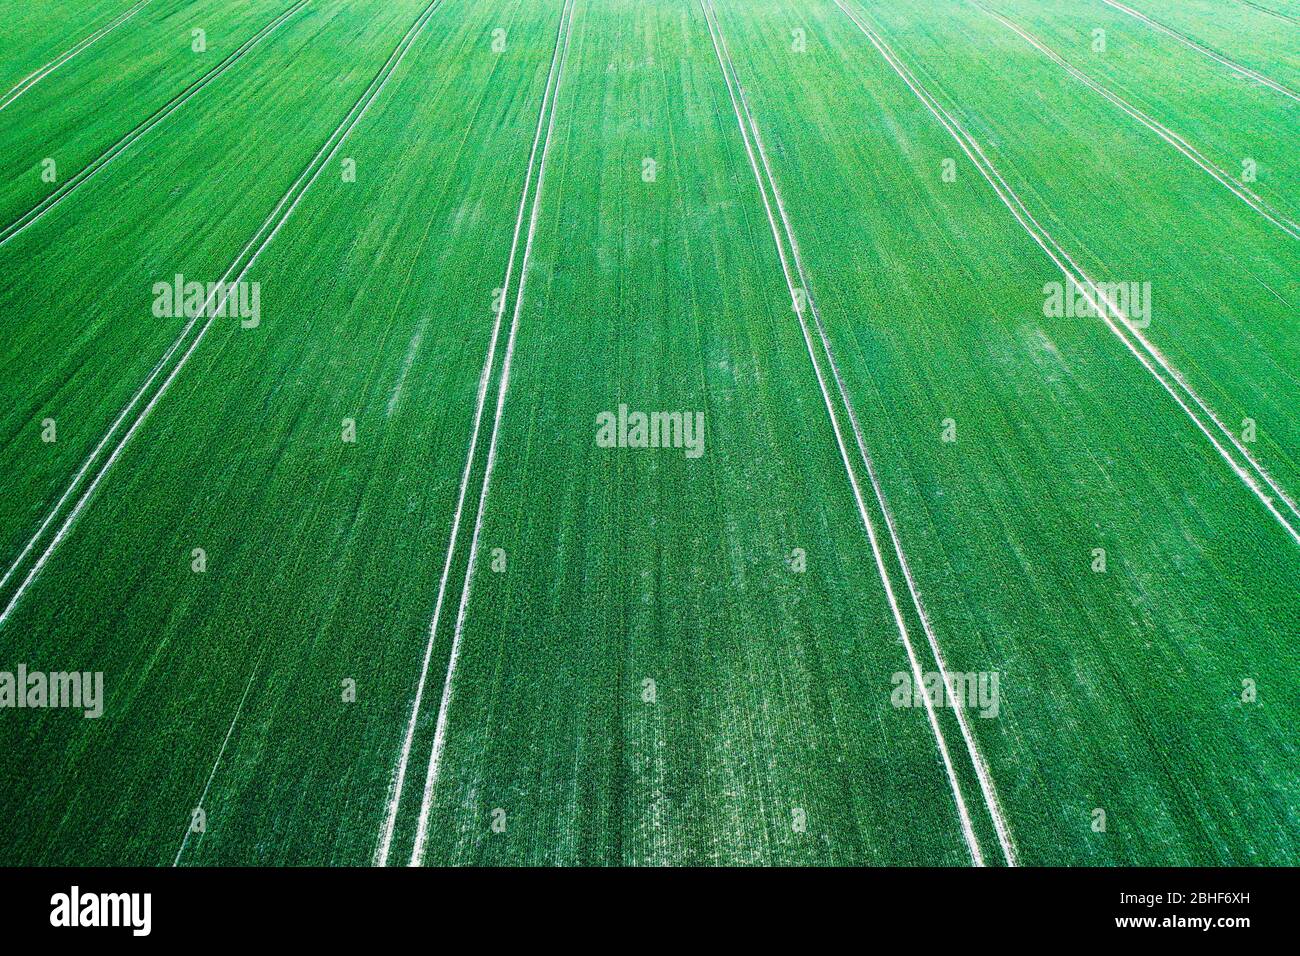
[0,0,1296,866]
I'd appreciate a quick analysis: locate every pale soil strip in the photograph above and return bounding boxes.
[0,0,154,112]
[701,0,1001,866]
[972,1,1299,240]
[1098,0,1300,103]
[0,0,312,248]
[373,0,575,868]
[405,0,577,869]
[0,0,450,631]
[831,0,1300,549]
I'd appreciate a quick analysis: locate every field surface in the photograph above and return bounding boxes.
[0,0,1295,866]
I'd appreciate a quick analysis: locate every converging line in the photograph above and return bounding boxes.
[0,0,312,249]
[701,0,1018,867]
[0,0,154,112]
[830,0,1300,548]
[0,0,450,631]
[375,0,578,868]
[971,0,1299,240]
[1098,0,1300,103]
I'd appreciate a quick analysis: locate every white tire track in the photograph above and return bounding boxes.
[972,1,1299,240]
[0,0,450,632]
[0,0,154,113]
[1098,0,1300,103]
[702,0,1017,867]
[405,0,578,869]
[173,636,269,865]
[1235,0,1300,27]
[832,0,1300,548]
[374,0,577,868]
[0,0,312,249]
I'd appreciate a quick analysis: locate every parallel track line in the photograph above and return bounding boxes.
[405,0,578,869]
[972,1,1299,240]
[374,0,576,868]
[702,0,1017,866]
[0,0,312,248]
[833,0,1300,548]
[1098,0,1300,103]
[0,0,451,630]
[0,0,154,112]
